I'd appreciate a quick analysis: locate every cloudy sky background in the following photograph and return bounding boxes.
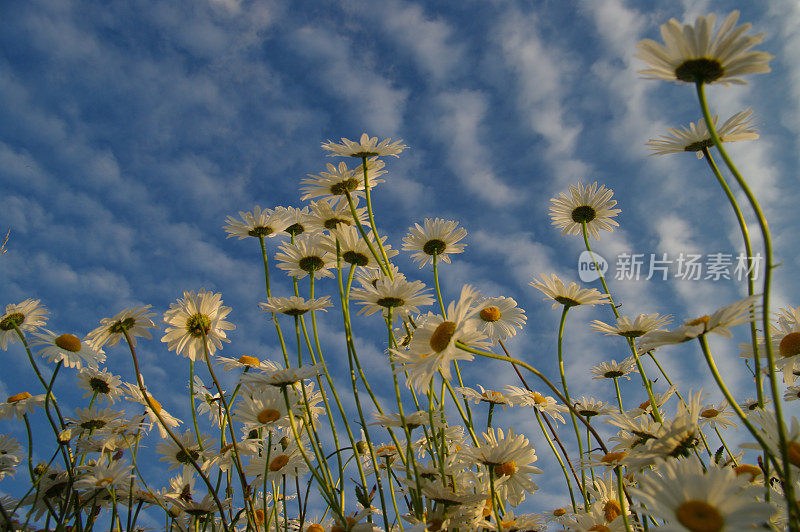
[3,0,800,524]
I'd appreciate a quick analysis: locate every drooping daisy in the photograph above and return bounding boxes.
[0,299,48,350]
[646,109,759,157]
[259,296,332,317]
[274,235,334,280]
[590,313,672,338]
[240,364,325,389]
[630,457,775,530]
[635,11,773,86]
[124,383,182,438]
[549,182,621,239]
[529,273,611,309]
[392,286,489,392]
[223,205,288,239]
[591,358,638,380]
[472,296,526,343]
[85,305,156,351]
[214,355,280,372]
[370,410,445,431]
[455,385,509,408]
[324,225,397,269]
[638,295,759,351]
[161,289,235,361]
[460,428,541,507]
[30,329,105,370]
[350,275,434,321]
[75,459,134,491]
[322,133,407,158]
[0,392,46,420]
[0,435,23,481]
[402,218,468,268]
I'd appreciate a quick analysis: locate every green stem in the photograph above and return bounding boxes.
[361,155,393,272]
[613,377,624,414]
[189,360,204,451]
[534,409,577,512]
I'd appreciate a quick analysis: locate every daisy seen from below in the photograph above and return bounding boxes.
[638,294,759,351]
[85,305,156,350]
[647,109,759,157]
[322,133,407,158]
[274,205,314,237]
[162,289,235,361]
[123,382,182,438]
[324,225,397,269]
[472,296,526,343]
[300,160,386,203]
[0,298,48,350]
[29,329,105,370]
[402,218,468,268]
[549,181,621,240]
[240,364,325,389]
[306,199,366,232]
[529,273,611,309]
[223,205,288,239]
[459,427,541,507]
[274,235,334,280]
[259,296,332,317]
[635,11,773,86]
[75,459,134,491]
[0,392,46,420]
[630,457,775,531]
[350,274,433,321]
[590,312,672,338]
[391,285,489,392]
[455,385,509,408]
[503,386,568,423]
[591,358,638,380]
[233,386,288,432]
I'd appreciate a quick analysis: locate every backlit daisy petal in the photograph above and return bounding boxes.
[0,299,48,350]
[223,205,288,239]
[350,275,434,322]
[161,289,235,362]
[259,296,332,317]
[30,329,105,370]
[76,368,125,405]
[306,199,367,233]
[529,273,611,309]
[591,358,638,380]
[300,159,386,202]
[590,313,672,338]
[85,305,156,351]
[647,109,759,157]
[549,182,621,239]
[323,225,398,269]
[402,218,468,268]
[274,205,316,238]
[321,133,407,158]
[472,296,526,343]
[274,235,335,280]
[635,11,773,85]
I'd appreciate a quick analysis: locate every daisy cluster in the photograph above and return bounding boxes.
[1,11,799,532]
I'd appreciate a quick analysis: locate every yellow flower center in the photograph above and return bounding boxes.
[257,408,281,424]
[306,524,325,532]
[146,396,162,414]
[95,477,114,487]
[331,516,357,532]
[429,321,456,353]
[55,333,82,352]
[700,408,719,418]
[780,332,800,358]
[685,315,710,327]
[532,392,547,405]
[494,461,517,477]
[787,441,800,469]
[675,500,724,532]
[499,520,517,530]
[376,445,398,457]
[601,452,627,464]
[7,392,32,403]
[269,455,290,471]
[186,313,211,338]
[479,306,502,322]
[588,526,610,532]
[603,500,622,522]
[638,399,653,410]
[553,508,567,517]
[733,464,762,482]
[238,355,260,366]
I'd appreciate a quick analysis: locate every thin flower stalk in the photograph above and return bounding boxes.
[360,155,394,274]
[344,189,389,278]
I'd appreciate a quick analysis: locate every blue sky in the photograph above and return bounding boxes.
[3,0,800,522]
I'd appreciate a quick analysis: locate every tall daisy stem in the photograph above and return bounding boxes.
[696,81,797,526]
[361,155,393,273]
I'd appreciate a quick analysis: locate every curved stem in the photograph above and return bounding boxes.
[360,155,393,272]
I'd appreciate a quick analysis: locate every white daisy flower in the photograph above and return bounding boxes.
[477,510,544,532]
[30,329,105,370]
[156,430,214,471]
[472,296,526,343]
[646,109,759,158]
[240,364,325,389]
[214,355,280,372]
[274,205,315,238]
[300,160,386,203]
[549,182,621,239]
[0,435,23,481]
[698,400,737,430]
[85,305,156,351]
[124,383,182,438]
[529,273,611,309]
[324,225,397,269]
[75,459,134,491]
[402,218,468,268]
[223,205,288,239]
[350,275,433,321]
[190,375,224,428]
[504,386,568,423]
[638,295,759,351]
[274,235,335,280]
[259,296,332,317]
[322,133,407,158]
[370,410,445,431]
[635,11,773,85]
[573,397,614,419]
[244,440,310,481]
[69,406,123,435]
[233,386,288,431]
[0,392,46,420]
[590,313,672,338]
[0,298,48,350]
[455,385,509,407]
[161,289,235,362]
[630,457,775,530]
[591,358,638,380]
[306,199,367,233]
